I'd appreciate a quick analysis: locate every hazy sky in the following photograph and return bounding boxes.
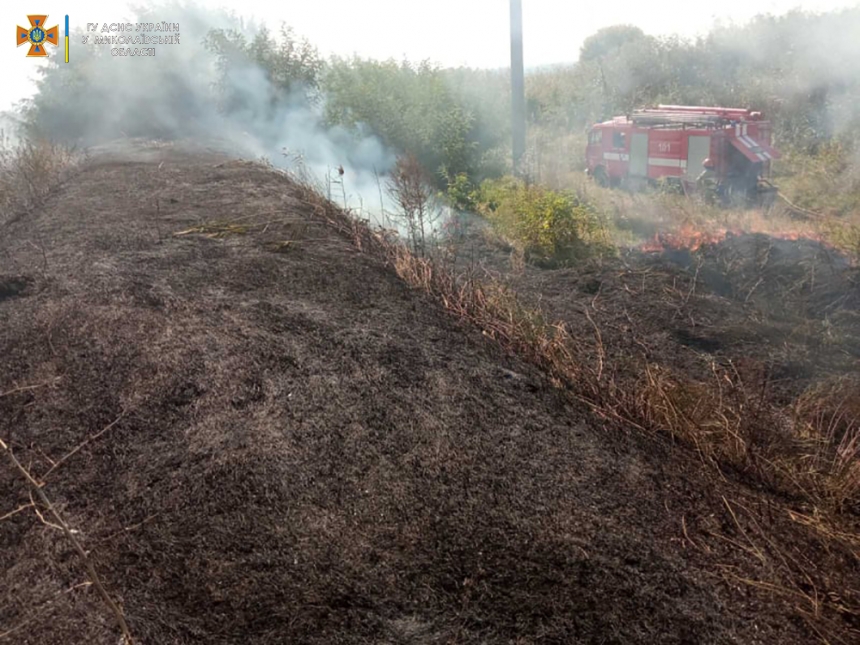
[2,0,858,112]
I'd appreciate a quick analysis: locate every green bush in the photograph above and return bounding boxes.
[321,58,508,189]
[445,172,479,212]
[476,177,613,266]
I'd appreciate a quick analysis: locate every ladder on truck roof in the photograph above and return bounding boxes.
[631,112,724,128]
[631,110,736,129]
[656,105,752,118]
[630,105,758,129]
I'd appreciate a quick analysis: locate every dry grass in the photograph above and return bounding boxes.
[0,133,82,225]
[823,220,860,257]
[552,167,860,261]
[776,145,860,219]
[794,377,860,512]
[417,255,855,515]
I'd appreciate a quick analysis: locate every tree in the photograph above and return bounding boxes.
[204,24,323,117]
[579,25,648,62]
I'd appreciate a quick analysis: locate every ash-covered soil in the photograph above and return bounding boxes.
[1,141,858,644]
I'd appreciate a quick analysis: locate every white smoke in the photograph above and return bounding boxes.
[24,1,404,227]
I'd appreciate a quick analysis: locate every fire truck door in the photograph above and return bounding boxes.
[629,133,648,177]
[686,136,711,180]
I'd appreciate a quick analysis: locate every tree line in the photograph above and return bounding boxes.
[18,3,860,214]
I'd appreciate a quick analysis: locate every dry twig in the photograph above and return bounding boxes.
[42,413,125,480]
[0,436,134,644]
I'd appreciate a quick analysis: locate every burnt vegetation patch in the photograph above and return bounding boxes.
[1,144,859,645]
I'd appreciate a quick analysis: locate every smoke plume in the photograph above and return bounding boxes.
[23,1,399,224]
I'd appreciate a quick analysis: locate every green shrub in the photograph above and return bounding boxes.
[476,177,613,266]
[445,172,479,212]
[321,58,508,188]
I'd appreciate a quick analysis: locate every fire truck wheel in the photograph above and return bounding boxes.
[593,166,609,188]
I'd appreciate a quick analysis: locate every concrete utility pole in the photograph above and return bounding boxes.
[510,0,526,177]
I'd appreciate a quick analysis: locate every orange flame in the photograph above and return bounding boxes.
[639,222,829,253]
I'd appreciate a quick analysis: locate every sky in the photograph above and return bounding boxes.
[2,0,858,113]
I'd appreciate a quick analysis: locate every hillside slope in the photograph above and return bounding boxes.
[1,141,857,644]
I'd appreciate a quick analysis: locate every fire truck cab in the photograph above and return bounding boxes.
[585,105,780,205]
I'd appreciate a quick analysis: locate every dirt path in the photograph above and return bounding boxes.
[1,141,858,644]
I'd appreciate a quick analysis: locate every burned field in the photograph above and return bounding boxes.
[474,220,860,512]
[2,142,860,644]
[516,231,860,402]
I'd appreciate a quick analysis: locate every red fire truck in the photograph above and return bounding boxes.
[585,105,781,205]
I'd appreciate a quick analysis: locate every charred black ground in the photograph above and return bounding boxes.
[1,141,858,644]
